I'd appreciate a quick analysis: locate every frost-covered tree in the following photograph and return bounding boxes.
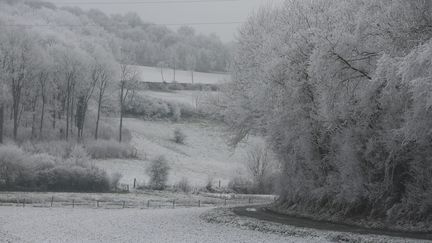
[224,0,432,223]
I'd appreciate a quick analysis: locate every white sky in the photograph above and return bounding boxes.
[48,0,285,42]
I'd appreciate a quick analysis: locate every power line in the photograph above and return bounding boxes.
[0,21,244,27]
[45,0,240,5]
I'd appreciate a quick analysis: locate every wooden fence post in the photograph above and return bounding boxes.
[198,200,201,207]
[23,198,25,208]
[72,199,75,208]
[51,196,54,207]
[172,200,175,209]
[96,200,100,208]
[133,178,136,189]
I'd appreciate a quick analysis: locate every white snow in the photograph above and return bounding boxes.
[94,118,262,187]
[0,207,321,243]
[134,65,230,84]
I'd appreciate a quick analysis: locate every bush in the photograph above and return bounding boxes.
[124,94,202,120]
[173,128,186,144]
[228,176,254,194]
[22,140,75,158]
[147,156,170,190]
[176,177,191,193]
[85,140,137,159]
[109,172,123,190]
[0,144,115,192]
[96,124,132,143]
[0,145,27,190]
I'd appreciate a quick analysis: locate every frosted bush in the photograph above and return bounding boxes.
[173,128,186,144]
[176,177,191,193]
[147,156,170,190]
[86,140,137,159]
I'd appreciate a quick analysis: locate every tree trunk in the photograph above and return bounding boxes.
[95,91,103,140]
[161,67,165,82]
[70,90,75,137]
[65,91,69,140]
[31,97,38,139]
[40,95,45,138]
[119,83,124,143]
[0,104,4,144]
[173,63,176,81]
[12,96,20,140]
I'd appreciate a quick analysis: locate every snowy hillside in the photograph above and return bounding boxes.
[134,65,231,84]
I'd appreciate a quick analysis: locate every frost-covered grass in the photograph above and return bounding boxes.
[94,118,260,187]
[0,207,314,243]
[0,191,275,209]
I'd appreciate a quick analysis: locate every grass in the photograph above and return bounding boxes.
[0,191,275,209]
[93,118,262,188]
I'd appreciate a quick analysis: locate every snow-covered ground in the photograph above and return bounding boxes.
[0,207,321,243]
[134,65,230,84]
[94,118,261,187]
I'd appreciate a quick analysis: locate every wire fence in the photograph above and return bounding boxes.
[0,195,277,210]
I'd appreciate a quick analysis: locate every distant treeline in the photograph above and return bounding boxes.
[17,0,231,73]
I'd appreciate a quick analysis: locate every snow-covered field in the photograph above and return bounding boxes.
[134,65,230,84]
[94,118,260,187]
[0,207,321,243]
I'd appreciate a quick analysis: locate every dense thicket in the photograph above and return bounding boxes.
[224,0,432,224]
[0,0,123,142]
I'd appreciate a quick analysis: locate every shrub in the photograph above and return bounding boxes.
[96,124,132,143]
[85,140,137,159]
[124,94,202,120]
[205,177,214,192]
[228,176,253,194]
[109,172,123,190]
[147,156,170,190]
[36,165,110,192]
[173,128,186,144]
[172,104,181,122]
[176,177,191,193]
[0,145,26,190]
[0,144,114,192]
[22,140,75,158]
[245,145,276,194]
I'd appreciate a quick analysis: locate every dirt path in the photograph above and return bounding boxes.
[0,207,323,243]
[233,206,432,241]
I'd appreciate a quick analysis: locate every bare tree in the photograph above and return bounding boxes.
[186,55,196,84]
[157,61,166,82]
[0,29,39,140]
[38,70,49,138]
[119,64,138,142]
[246,145,273,193]
[94,62,113,140]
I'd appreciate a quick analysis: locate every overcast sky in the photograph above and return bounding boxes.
[48,0,284,42]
